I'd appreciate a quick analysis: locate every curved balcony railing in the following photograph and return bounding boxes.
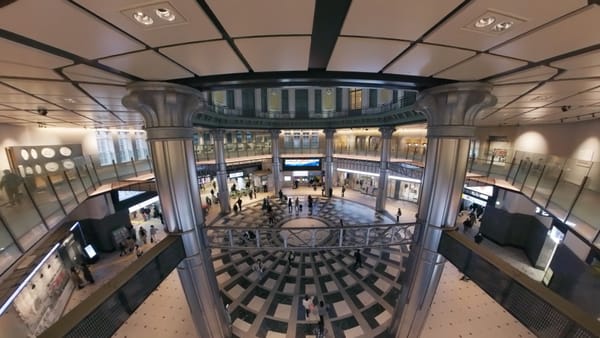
[0,154,153,276]
[205,223,416,251]
[467,151,600,248]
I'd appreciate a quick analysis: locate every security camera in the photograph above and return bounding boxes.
[37,107,48,116]
[561,105,571,112]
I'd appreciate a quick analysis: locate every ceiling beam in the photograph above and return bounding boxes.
[308,0,352,70]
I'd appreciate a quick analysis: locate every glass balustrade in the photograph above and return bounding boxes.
[0,154,153,276]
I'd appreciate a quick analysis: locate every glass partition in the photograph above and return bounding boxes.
[0,221,21,274]
[89,154,118,184]
[531,157,565,207]
[0,186,47,250]
[546,158,588,222]
[47,174,77,215]
[566,161,599,242]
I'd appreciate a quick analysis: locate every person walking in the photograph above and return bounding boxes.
[150,224,157,243]
[237,198,243,212]
[353,249,362,268]
[294,197,300,212]
[302,295,313,319]
[139,226,148,244]
[288,198,293,213]
[396,207,402,223]
[0,169,23,206]
[317,300,328,334]
[70,266,84,289]
[80,263,95,284]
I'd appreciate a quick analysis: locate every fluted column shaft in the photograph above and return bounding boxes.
[390,83,496,338]
[123,82,231,338]
[376,127,394,212]
[213,129,231,214]
[324,129,335,196]
[271,130,281,193]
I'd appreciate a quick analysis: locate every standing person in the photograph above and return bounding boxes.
[70,266,84,289]
[0,169,23,206]
[139,226,147,244]
[317,300,328,333]
[339,219,344,228]
[353,249,362,268]
[341,186,346,197]
[328,187,333,197]
[278,189,283,201]
[294,197,300,212]
[237,197,243,212]
[302,295,313,319]
[397,207,402,223]
[150,225,157,243]
[135,244,143,258]
[288,251,295,264]
[288,198,293,213]
[80,264,95,284]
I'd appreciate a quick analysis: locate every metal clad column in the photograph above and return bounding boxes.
[376,127,394,212]
[324,129,335,196]
[213,129,231,214]
[271,129,282,194]
[123,82,231,338]
[389,82,495,338]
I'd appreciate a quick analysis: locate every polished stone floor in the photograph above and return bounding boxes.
[106,187,532,338]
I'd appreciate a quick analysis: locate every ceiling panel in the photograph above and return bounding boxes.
[492,83,539,97]
[0,102,62,110]
[62,65,130,85]
[161,41,247,76]
[555,66,600,80]
[206,0,315,37]
[384,44,475,76]
[425,0,586,51]
[328,37,410,72]
[546,90,600,107]
[528,79,600,96]
[550,49,600,69]
[0,37,72,68]
[235,37,311,72]
[74,0,221,47]
[489,66,558,84]
[492,6,600,62]
[342,0,463,40]
[79,84,128,99]
[0,79,90,97]
[0,0,144,59]
[434,53,527,80]
[99,50,193,80]
[0,92,51,106]
[0,62,62,80]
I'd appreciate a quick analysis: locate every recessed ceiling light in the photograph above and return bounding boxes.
[155,8,175,21]
[475,16,496,28]
[492,21,514,32]
[133,11,153,25]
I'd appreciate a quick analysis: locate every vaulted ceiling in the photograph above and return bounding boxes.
[0,0,599,129]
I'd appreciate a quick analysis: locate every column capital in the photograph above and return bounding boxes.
[122,81,204,133]
[211,129,226,141]
[416,82,496,137]
[324,128,336,138]
[270,129,281,139]
[379,126,395,139]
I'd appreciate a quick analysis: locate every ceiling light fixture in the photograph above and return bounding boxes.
[155,8,175,21]
[492,21,514,32]
[475,16,495,28]
[133,11,153,25]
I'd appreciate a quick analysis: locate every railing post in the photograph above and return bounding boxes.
[511,159,524,185]
[564,176,589,222]
[520,162,533,191]
[486,155,495,177]
[89,155,102,186]
[255,229,260,248]
[63,171,79,204]
[47,175,66,215]
[112,159,121,181]
[311,229,316,247]
[74,166,90,197]
[531,164,547,198]
[227,229,233,248]
[366,228,371,246]
[545,169,564,209]
[131,157,138,177]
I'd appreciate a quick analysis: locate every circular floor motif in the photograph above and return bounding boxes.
[280,218,331,247]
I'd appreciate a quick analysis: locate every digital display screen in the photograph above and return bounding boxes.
[84,244,97,258]
[283,158,321,171]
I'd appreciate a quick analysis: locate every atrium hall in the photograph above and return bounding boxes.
[0,1,599,337]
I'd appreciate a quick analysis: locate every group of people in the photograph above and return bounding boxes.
[302,295,330,334]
